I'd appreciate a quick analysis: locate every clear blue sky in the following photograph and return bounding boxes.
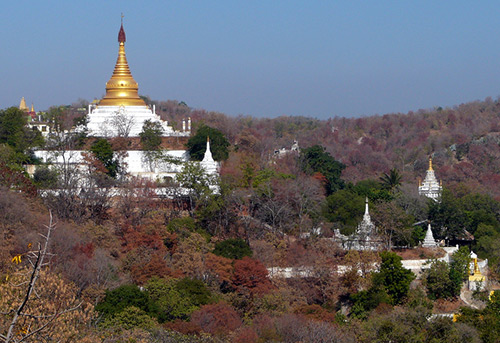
[2,1,500,119]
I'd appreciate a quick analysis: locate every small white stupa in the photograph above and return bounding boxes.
[418,157,442,201]
[200,137,218,175]
[422,223,438,248]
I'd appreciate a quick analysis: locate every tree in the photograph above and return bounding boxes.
[372,201,415,248]
[232,257,273,295]
[90,138,119,178]
[213,238,253,260]
[323,189,364,234]
[95,284,155,319]
[372,251,415,305]
[300,145,345,195]
[190,303,242,335]
[175,162,216,214]
[379,168,402,192]
[0,213,94,343]
[140,119,163,151]
[423,260,457,300]
[100,306,157,330]
[139,120,170,172]
[144,278,199,322]
[0,107,43,164]
[187,125,230,161]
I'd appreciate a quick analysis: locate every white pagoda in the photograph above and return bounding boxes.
[418,157,442,201]
[335,198,382,251]
[422,223,438,248]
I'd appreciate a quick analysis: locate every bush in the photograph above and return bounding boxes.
[213,238,252,260]
[95,284,155,319]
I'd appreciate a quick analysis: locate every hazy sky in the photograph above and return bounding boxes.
[2,1,500,119]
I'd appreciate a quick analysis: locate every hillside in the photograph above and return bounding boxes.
[2,98,500,341]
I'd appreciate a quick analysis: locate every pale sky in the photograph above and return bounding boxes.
[2,1,500,118]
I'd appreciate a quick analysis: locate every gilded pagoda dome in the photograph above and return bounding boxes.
[99,23,146,107]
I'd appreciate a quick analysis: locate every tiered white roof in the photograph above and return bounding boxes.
[200,137,219,175]
[418,157,442,201]
[422,223,438,248]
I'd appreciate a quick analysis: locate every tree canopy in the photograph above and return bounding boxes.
[187,125,230,161]
[300,145,345,195]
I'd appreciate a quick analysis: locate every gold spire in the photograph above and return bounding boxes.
[99,20,146,107]
[428,157,433,171]
[30,103,35,113]
[19,97,28,111]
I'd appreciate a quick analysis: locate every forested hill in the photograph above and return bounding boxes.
[160,97,500,198]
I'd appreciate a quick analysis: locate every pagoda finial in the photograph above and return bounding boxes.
[428,157,433,171]
[99,18,145,107]
[118,14,126,43]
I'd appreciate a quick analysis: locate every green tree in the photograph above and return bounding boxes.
[323,189,364,234]
[175,278,214,307]
[350,285,391,319]
[351,179,393,202]
[300,145,345,195]
[95,284,155,319]
[373,251,415,305]
[90,138,119,178]
[101,306,157,330]
[0,107,44,164]
[423,260,456,299]
[213,238,253,260]
[33,166,59,189]
[140,119,163,151]
[187,125,230,161]
[145,278,200,322]
[379,168,402,193]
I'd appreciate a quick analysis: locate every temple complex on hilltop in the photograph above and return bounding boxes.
[32,20,218,182]
[418,157,442,201]
[86,22,189,138]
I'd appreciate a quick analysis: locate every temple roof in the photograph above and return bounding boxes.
[98,21,146,107]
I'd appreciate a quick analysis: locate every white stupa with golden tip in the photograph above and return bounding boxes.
[418,157,442,201]
[86,21,186,137]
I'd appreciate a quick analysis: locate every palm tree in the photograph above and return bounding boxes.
[379,168,402,192]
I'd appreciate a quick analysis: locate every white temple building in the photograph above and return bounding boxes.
[335,198,383,251]
[31,22,218,182]
[418,157,442,201]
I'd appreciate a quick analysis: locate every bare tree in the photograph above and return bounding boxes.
[1,212,85,343]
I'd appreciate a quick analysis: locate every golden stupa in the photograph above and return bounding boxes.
[19,97,29,111]
[98,22,146,107]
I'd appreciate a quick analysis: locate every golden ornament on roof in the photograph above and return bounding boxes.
[99,22,146,107]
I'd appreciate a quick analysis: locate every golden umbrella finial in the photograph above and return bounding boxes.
[99,18,146,107]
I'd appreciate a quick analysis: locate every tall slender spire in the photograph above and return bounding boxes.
[428,157,433,171]
[99,18,146,107]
